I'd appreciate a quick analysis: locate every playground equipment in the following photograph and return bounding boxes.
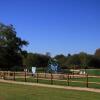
[47,59,61,73]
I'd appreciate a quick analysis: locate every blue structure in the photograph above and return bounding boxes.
[47,59,61,73]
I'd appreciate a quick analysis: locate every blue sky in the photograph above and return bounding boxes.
[0,0,100,56]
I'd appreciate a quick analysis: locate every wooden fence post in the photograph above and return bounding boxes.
[13,71,15,81]
[37,72,39,83]
[25,71,27,82]
[51,72,53,85]
[86,74,88,88]
[44,68,46,78]
[3,72,5,80]
[67,74,69,86]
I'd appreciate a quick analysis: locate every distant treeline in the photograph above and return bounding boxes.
[23,49,100,69]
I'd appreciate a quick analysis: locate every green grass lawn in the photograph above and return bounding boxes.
[0,82,100,100]
[85,69,100,76]
[71,77,100,82]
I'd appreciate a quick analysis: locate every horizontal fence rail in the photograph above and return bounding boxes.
[0,71,100,89]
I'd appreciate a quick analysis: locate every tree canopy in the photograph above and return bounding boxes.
[23,53,50,69]
[0,23,28,70]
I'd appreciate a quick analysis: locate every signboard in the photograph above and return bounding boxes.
[32,67,36,74]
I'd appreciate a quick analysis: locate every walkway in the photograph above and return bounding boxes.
[0,79,100,93]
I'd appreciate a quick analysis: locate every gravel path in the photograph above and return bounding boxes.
[0,79,100,93]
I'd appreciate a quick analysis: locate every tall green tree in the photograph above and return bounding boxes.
[95,48,100,59]
[67,54,81,68]
[0,23,28,70]
[23,53,50,69]
[79,52,88,68]
[54,54,68,68]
